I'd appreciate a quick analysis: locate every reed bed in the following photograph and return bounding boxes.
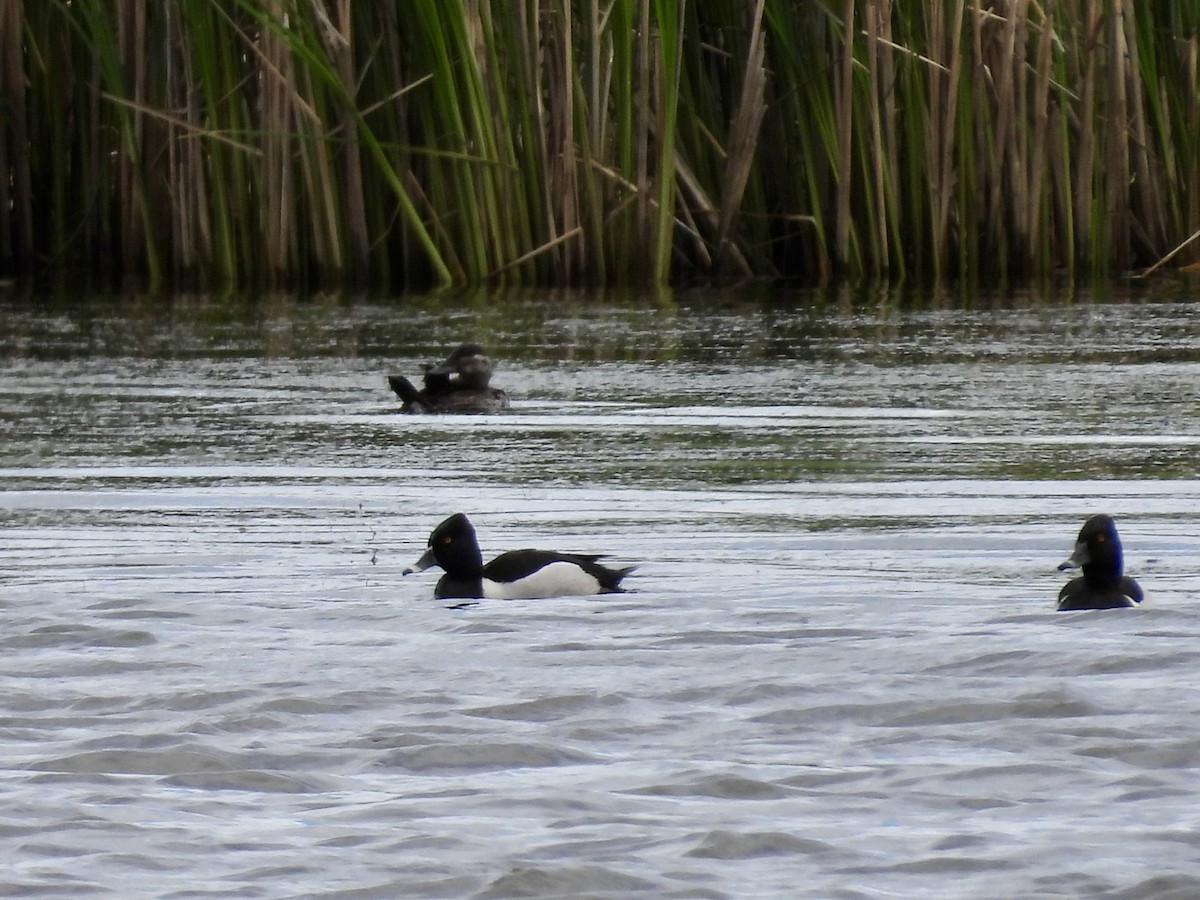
[2,0,1197,289]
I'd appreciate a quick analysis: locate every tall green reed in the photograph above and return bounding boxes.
[2,0,1197,289]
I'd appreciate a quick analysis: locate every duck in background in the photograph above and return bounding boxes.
[1056,514,1145,610]
[388,343,510,413]
[404,513,636,600]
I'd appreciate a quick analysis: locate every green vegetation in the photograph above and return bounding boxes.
[1,1,1197,290]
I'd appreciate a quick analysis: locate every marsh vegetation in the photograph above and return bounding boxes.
[2,2,1198,289]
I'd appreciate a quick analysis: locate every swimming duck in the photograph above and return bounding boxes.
[404,513,635,600]
[1056,514,1144,610]
[388,343,510,414]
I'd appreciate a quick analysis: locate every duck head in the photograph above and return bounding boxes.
[403,513,483,576]
[1058,513,1124,588]
[425,344,494,391]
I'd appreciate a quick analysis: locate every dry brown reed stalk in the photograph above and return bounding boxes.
[1136,227,1200,278]
[863,0,893,275]
[326,0,369,286]
[650,2,685,286]
[260,0,297,285]
[1105,0,1132,271]
[1120,0,1162,261]
[1070,0,1099,268]
[1026,1,1053,272]
[672,158,718,273]
[1187,37,1200,240]
[166,6,208,283]
[987,0,1020,273]
[714,0,768,270]
[114,0,154,280]
[633,0,653,281]
[927,0,966,279]
[0,0,32,273]
[834,0,855,270]
[538,1,583,283]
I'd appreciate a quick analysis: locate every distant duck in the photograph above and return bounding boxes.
[1056,514,1144,610]
[404,512,636,600]
[388,343,510,414]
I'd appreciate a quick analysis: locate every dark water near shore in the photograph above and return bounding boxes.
[3,282,1200,898]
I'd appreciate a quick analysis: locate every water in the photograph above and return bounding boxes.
[3,284,1200,898]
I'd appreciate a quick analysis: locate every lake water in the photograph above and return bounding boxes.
[2,282,1200,898]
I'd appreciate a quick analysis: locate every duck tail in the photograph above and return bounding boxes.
[387,375,422,403]
[604,565,638,593]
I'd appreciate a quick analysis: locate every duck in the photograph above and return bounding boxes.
[403,513,636,600]
[1056,514,1144,610]
[388,343,510,414]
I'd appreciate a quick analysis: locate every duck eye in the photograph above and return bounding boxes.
[442,536,452,544]
[1097,535,1106,543]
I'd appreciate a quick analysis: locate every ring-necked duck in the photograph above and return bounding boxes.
[1056,514,1144,610]
[403,513,635,600]
[388,343,510,414]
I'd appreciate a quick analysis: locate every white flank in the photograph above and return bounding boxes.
[483,562,602,600]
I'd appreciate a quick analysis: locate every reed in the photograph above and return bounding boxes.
[2,0,1197,289]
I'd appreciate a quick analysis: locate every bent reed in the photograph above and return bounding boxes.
[1,1,1197,289]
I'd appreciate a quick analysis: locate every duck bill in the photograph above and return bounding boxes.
[402,546,439,576]
[1057,540,1090,572]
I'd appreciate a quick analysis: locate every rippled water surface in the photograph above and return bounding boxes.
[3,284,1200,898]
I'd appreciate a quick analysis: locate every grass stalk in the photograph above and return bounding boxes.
[834,0,855,271]
[714,0,768,270]
[0,0,32,272]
